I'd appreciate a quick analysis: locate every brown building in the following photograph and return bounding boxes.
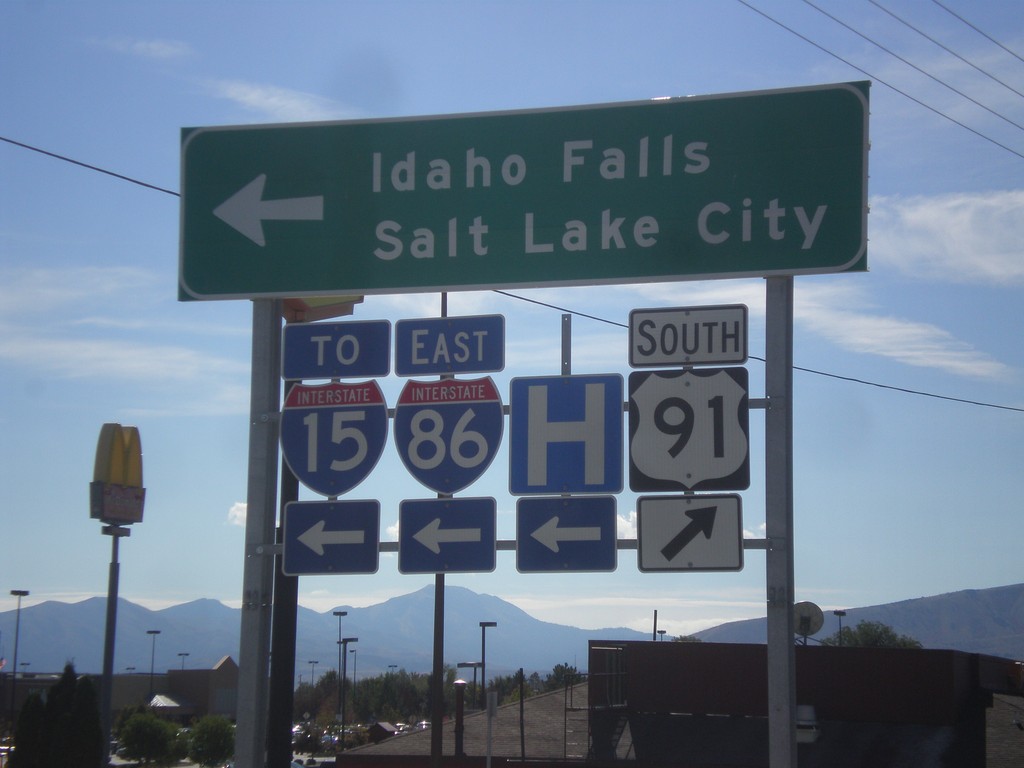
[341,642,1023,768]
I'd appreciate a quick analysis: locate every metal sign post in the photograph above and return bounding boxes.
[764,276,796,767]
[235,299,282,768]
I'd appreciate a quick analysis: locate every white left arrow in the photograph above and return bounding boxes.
[298,519,365,556]
[213,173,324,246]
[531,516,602,553]
[413,518,482,555]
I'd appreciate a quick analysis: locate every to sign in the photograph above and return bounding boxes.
[280,381,388,497]
[630,305,747,367]
[399,497,496,574]
[395,315,504,375]
[629,368,749,491]
[180,82,868,300]
[393,377,503,495]
[509,374,623,495]
[283,500,380,575]
[283,320,390,380]
[637,494,743,572]
[516,496,617,573]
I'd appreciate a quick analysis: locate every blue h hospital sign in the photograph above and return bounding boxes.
[508,374,623,495]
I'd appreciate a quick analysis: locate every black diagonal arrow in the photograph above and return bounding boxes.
[661,506,717,560]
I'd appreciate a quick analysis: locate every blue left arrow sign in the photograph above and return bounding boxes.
[399,497,496,574]
[516,496,617,573]
[283,500,379,575]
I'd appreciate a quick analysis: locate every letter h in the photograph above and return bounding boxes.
[526,383,605,487]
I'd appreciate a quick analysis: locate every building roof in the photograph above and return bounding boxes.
[342,684,592,760]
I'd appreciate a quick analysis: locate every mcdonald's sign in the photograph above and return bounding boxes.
[90,423,146,524]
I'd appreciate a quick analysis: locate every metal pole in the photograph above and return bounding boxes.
[334,611,346,722]
[267,451,299,768]
[429,575,444,768]
[100,528,128,768]
[8,590,28,735]
[236,299,283,768]
[147,630,161,698]
[765,276,796,767]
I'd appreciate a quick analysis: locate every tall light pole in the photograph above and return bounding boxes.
[350,649,358,687]
[339,637,358,746]
[457,661,481,709]
[308,660,319,687]
[833,610,847,647]
[333,611,347,722]
[146,630,161,698]
[8,590,28,727]
[479,621,497,710]
[178,652,189,670]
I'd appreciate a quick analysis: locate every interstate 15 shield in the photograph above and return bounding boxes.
[280,381,388,497]
[393,377,503,495]
[629,368,749,492]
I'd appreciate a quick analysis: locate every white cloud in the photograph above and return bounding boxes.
[96,37,194,60]
[617,510,636,539]
[870,191,1024,284]
[204,79,357,122]
[227,502,247,527]
[795,283,1010,380]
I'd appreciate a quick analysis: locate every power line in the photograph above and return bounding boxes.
[3,124,1020,416]
[491,290,1024,414]
[734,0,1024,161]
[0,135,179,196]
[930,0,1024,66]
[868,0,1024,102]
[801,0,1024,133]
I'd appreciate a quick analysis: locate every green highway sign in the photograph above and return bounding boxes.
[180,82,868,300]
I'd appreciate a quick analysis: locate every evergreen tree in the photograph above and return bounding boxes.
[9,693,45,768]
[68,676,104,767]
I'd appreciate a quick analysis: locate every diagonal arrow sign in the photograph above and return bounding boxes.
[298,519,365,556]
[660,506,717,561]
[213,173,324,247]
[531,516,603,553]
[413,517,482,555]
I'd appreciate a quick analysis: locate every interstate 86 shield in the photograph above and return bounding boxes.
[629,368,749,492]
[280,381,388,497]
[394,377,503,495]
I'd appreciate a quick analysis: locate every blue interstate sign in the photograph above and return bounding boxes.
[393,377,503,495]
[283,320,391,380]
[516,496,617,573]
[395,315,504,375]
[283,500,380,575]
[509,374,623,495]
[399,497,497,574]
[280,381,389,496]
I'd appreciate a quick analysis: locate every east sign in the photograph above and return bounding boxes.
[180,82,868,300]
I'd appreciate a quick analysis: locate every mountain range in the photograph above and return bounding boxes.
[1,583,1021,680]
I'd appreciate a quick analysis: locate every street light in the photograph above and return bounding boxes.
[333,611,347,722]
[457,661,482,709]
[350,648,358,686]
[8,589,28,725]
[339,637,358,746]
[308,660,319,687]
[178,652,190,670]
[833,610,847,647]
[657,629,667,641]
[146,630,161,698]
[479,621,497,710]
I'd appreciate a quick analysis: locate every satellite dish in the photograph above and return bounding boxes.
[793,601,824,637]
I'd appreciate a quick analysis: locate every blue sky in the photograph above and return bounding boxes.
[2,0,1023,656]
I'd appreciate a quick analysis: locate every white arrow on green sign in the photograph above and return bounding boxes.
[180,82,868,300]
